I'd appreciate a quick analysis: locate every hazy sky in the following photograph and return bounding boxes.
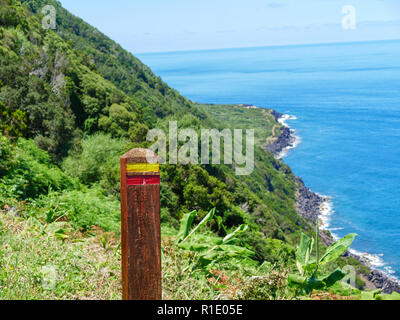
[59,0,400,53]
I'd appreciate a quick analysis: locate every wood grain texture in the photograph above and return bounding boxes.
[120,148,161,300]
[126,184,161,300]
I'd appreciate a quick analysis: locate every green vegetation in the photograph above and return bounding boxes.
[62,133,128,196]
[176,208,253,270]
[288,224,356,296]
[0,0,388,300]
[0,204,121,300]
[162,209,292,300]
[201,104,282,147]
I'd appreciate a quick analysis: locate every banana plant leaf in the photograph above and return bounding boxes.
[288,274,307,287]
[304,276,325,294]
[222,224,248,244]
[177,210,197,242]
[218,244,254,257]
[296,233,314,275]
[319,233,357,265]
[178,242,210,252]
[321,269,346,288]
[181,208,215,243]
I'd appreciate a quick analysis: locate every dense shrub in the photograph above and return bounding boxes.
[62,133,127,195]
[32,187,120,232]
[0,133,15,176]
[0,137,75,199]
[0,0,29,30]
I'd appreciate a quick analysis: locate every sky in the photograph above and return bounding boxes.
[59,0,400,53]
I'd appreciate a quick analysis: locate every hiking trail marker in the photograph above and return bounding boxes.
[120,148,161,300]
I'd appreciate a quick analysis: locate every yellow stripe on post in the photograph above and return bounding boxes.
[126,163,160,173]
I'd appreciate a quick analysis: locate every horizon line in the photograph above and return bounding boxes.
[135,38,400,56]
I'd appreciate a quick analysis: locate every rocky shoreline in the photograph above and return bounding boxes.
[265,110,297,158]
[269,111,400,294]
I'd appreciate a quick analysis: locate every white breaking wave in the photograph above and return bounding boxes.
[276,114,301,159]
[319,198,334,232]
[349,248,385,268]
[318,196,400,283]
[278,114,297,126]
[347,248,400,284]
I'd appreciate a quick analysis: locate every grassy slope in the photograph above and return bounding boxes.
[200,104,280,146]
[0,205,293,300]
[0,205,121,300]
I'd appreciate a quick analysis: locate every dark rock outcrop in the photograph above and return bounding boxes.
[295,177,325,222]
[265,126,294,157]
[270,110,283,122]
[367,270,400,294]
[264,112,296,158]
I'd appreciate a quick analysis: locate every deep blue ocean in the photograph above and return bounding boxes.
[137,40,400,278]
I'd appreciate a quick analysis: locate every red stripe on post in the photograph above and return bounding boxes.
[126,175,160,186]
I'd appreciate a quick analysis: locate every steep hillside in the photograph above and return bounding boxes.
[1,0,308,244]
[21,0,207,125]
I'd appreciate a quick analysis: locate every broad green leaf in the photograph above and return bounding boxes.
[296,233,314,274]
[288,274,306,287]
[319,233,357,265]
[222,224,248,244]
[181,208,215,243]
[177,210,197,242]
[305,276,325,294]
[302,261,317,273]
[218,244,254,257]
[178,242,210,252]
[322,269,346,288]
[296,261,303,276]
[199,252,220,267]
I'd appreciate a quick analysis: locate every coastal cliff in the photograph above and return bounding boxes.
[269,112,400,294]
[264,110,296,157]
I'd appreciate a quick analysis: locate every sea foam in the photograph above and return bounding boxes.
[277,114,301,159]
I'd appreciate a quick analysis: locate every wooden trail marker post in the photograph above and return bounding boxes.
[120,148,161,300]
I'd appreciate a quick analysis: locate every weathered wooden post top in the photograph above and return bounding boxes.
[120,148,161,300]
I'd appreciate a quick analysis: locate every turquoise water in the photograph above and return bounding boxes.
[137,40,400,278]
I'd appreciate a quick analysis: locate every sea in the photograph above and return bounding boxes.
[137,39,400,279]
